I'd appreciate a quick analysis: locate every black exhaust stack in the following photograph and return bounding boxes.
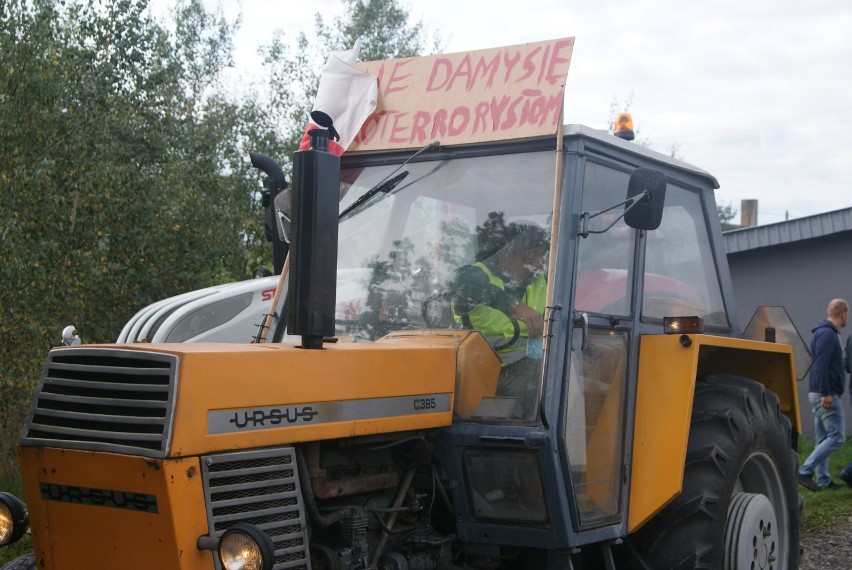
[249,152,289,275]
[287,111,340,349]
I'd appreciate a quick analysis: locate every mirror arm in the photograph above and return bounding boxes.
[578,190,649,238]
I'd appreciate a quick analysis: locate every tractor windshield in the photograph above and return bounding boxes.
[335,150,555,420]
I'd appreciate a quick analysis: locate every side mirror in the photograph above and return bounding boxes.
[624,168,666,231]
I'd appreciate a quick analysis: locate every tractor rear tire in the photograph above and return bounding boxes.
[627,374,800,569]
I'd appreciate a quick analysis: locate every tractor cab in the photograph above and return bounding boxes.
[266,123,733,551]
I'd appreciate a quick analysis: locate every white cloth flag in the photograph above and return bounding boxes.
[298,39,378,155]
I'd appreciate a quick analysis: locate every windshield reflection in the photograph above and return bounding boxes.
[335,151,556,343]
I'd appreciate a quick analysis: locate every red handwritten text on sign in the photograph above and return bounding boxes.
[350,38,574,152]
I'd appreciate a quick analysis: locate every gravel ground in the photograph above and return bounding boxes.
[800,515,852,569]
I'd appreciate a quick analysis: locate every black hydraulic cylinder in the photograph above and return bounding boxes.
[287,135,339,349]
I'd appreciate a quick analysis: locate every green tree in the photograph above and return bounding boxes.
[718,201,739,231]
[316,0,441,62]
[0,0,281,476]
[0,0,440,478]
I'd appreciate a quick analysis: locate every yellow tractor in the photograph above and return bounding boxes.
[1,40,803,569]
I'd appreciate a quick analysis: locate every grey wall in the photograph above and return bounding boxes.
[727,231,852,437]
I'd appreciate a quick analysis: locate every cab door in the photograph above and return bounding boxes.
[563,160,638,530]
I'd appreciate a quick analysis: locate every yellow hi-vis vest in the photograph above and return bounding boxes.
[454,262,546,366]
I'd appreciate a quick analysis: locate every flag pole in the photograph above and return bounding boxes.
[254,255,289,343]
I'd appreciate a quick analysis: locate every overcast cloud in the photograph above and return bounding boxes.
[162,0,852,224]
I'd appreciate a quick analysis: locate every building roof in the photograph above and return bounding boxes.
[724,207,852,254]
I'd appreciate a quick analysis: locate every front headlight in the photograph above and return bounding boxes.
[0,492,28,546]
[218,523,274,570]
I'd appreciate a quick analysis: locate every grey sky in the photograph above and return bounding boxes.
[165,0,852,224]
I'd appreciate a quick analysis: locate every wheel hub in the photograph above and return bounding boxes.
[725,492,779,570]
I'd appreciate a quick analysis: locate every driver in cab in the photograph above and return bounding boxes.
[450,222,549,415]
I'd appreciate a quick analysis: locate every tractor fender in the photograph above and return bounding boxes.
[628,333,799,532]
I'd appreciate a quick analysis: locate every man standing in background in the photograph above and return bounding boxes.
[840,333,852,487]
[798,298,848,491]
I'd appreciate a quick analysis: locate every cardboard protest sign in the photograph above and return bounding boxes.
[349,37,574,152]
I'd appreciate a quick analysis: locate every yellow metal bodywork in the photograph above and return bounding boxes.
[628,333,800,532]
[19,331,500,569]
[63,330,496,458]
[19,448,211,569]
[449,331,501,418]
[171,337,452,454]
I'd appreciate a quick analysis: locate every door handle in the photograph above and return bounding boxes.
[572,311,588,351]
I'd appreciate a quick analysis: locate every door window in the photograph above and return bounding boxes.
[574,163,636,316]
[565,327,629,528]
[643,186,728,327]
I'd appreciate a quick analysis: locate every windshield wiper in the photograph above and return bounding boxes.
[338,140,440,222]
[339,170,409,221]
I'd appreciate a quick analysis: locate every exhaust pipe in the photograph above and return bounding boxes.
[287,112,339,349]
[250,152,289,274]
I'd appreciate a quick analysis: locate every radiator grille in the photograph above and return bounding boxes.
[202,448,311,570]
[21,348,177,458]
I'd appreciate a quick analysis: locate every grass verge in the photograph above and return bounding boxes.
[798,437,852,537]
